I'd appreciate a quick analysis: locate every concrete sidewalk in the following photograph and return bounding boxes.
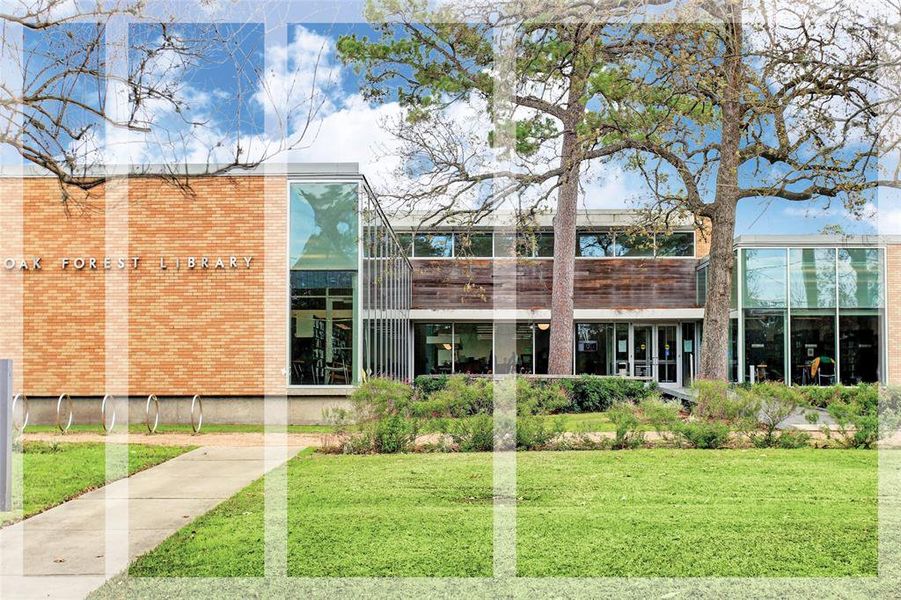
[0,445,301,600]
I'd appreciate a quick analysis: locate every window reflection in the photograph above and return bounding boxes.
[413,233,453,257]
[790,248,836,309]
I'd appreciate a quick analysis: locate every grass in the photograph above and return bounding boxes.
[126,448,876,578]
[1,441,192,525]
[25,413,616,436]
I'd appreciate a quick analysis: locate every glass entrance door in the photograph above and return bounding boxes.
[633,326,652,378]
[657,324,678,383]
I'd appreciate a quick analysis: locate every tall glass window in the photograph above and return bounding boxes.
[790,314,837,385]
[744,310,786,383]
[839,314,880,384]
[413,323,454,375]
[575,323,615,375]
[790,248,836,309]
[838,248,883,309]
[455,323,493,374]
[742,248,787,308]
[534,323,550,374]
[290,182,359,385]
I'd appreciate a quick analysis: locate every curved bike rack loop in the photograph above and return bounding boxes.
[145,394,160,434]
[101,394,117,433]
[12,394,29,431]
[190,395,203,434]
[56,393,73,434]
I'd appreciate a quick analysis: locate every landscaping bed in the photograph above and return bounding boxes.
[125,448,877,578]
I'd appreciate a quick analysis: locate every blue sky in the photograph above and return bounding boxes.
[10,20,885,235]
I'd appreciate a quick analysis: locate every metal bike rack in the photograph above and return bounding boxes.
[12,394,29,432]
[145,394,160,434]
[56,393,73,433]
[101,394,117,433]
[190,395,203,434]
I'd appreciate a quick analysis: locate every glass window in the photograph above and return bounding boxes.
[413,233,453,257]
[535,232,554,257]
[656,232,695,257]
[839,313,881,384]
[290,182,360,386]
[682,322,696,385]
[290,271,356,385]
[697,265,708,306]
[457,232,494,257]
[744,310,786,383]
[454,323,493,374]
[728,318,738,382]
[493,232,516,257]
[394,232,413,257]
[615,233,654,257]
[534,323,550,374]
[790,248,836,309]
[495,323,534,374]
[742,248,787,309]
[614,324,630,376]
[413,323,454,375]
[577,232,615,257]
[790,313,837,385]
[290,183,358,270]
[838,248,883,308]
[575,323,614,375]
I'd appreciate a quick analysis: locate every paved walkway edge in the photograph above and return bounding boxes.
[0,445,302,600]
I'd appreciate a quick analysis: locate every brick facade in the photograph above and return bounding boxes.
[0,176,286,396]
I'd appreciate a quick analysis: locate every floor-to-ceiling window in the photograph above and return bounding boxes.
[742,248,788,382]
[789,248,837,385]
[454,323,493,374]
[838,248,883,384]
[575,323,615,375]
[290,182,359,385]
[413,323,454,375]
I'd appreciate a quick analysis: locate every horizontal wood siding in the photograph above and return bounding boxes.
[411,258,700,310]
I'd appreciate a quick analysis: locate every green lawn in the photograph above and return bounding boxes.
[1,442,192,525]
[127,448,876,578]
[26,413,614,436]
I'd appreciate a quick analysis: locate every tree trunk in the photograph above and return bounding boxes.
[547,127,580,374]
[699,0,743,381]
[699,204,738,380]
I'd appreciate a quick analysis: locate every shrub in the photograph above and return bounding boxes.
[447,414,495,452]
[411,375,493,418]
[691,379,756,427]
[413,374,449,398]
[562,376,654,412]
[736,383,805,448]
[339,378,419,454]
[607,402,645,449]
[640,397,682,436]
[674,421,731,449]
[777,430,812,449]
[516,378,570,416]
[516,415,564,450]
[351,377,414,420]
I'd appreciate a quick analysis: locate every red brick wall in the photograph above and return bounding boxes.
[0,176,286,396]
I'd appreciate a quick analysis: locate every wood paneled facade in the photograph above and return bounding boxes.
[411,258,701,310]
